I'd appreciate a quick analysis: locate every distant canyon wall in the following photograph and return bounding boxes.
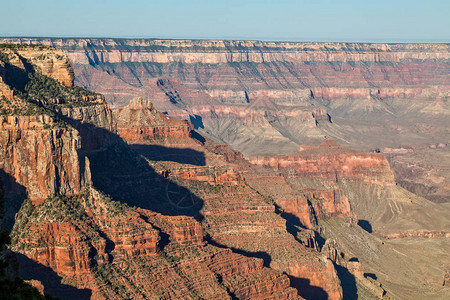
[1,38,449,107]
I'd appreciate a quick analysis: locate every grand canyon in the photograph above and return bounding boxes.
[0,38,449,299]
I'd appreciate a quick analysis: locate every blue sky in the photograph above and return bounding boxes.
[1,0,449,42]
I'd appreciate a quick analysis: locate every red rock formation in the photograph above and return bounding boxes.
[113,99,344,299]
[1,38,447,300]
[16,46,75,87]
[1,45,306,299]
[304,189,354,221]
[168,166,243,186]
[248,140,396,186]
[20,221,100,276]
[115,97,192,142]
[207,249,300,299]
[0,115,82,205]
[138,209,204,245]
[243,172,316,229]
[3,39,448,116]
[273,259,343,300]
[207,144,244,162]
[25,280,45,295]
[12,189,302,299]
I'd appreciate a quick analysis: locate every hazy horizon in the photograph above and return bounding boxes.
[1,36,449,44]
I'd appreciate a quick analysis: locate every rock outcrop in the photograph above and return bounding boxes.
[248,140,396,186]
[0,44,74,87]
[0,115,82,205]
[5,38,445,212]
[115,97,192,143]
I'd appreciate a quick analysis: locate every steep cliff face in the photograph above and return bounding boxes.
[247,140,449,239]
[0,115,81,206]
[3,38,448,109]
[0,44,74,87]
[15,46,74,87]
[2,41,449,299]
[12,186,301,300]
[248,140,396,186]
[3,39,447,163]
[0,46,108,229]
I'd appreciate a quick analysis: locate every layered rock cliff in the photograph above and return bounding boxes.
[111,97,449,299]
[0,115,81,205]
[115,97,192,142]
[248,140,395,186]
[247,140,449,239]
[113,98,345,299]
[0,46,107,228]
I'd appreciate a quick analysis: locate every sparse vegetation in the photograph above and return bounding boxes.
[23,71,99,106]
[0,45,102,126]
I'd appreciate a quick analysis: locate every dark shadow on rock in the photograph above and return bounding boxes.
[334,263,358,300]
[280,211,304,227]
[189,114,204,129]
[15,252,92,300]
[205,234,272,268]
[0,170,27,231]
[271,204,330,298]
[130,144,205,166]
[357,220,372,233]
[274,203,306,230]
[190,130,206,144]
[139,214,170,251]
[364,273,377,280]
[288,276,328,300]
[313,233,326,250]
[273,203,326,250]
[1,56,33,92]
[58,115,204,222]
